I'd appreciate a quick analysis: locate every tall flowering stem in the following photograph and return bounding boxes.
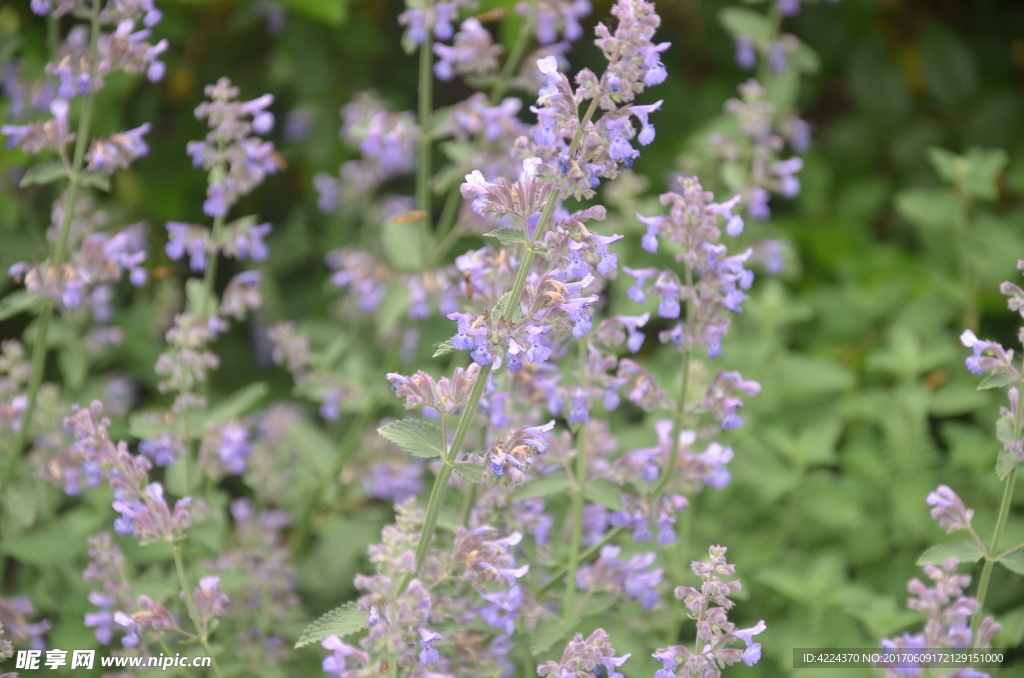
[565,338,589,616]
[652,260,695,504]
[971,354,1024,640]
[413,358,492,571]
[411,88,604,576]
[417,33,433,220]
[173,544,225,678]
[6,0,102,482]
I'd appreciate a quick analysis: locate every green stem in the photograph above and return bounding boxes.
[173,544,224,678]
[972,370,1024,642]
[490,23,531,104]
[414,360,493,571]
[458,482,477,527]
[417,34,434,220]
[564,339,589,616]
[431,184,462,257]
[499,96,601,314]
[958,193,978,332]
[202,213,226,307]
[652,261,695,502]
[4,0,102,489]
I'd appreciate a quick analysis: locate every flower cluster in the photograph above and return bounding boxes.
[629,176,754,359]
[64,401,198,541]
[516,0,593,45]
[433,18,502,81]
[878,558,1000,677]
[314,92,419,212]
[398,0,475,46]
[186,77,279,219]
[539,629,630,678]
[653,547,765,677]
[517,0,668,199]
[708,80,808,220]
[8,219,147,314]
[83,533,176,649]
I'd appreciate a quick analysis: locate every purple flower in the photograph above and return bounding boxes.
[735,36,756,69]
[926,485,974,534]
[417,628,442,665]
[218,423,250,475]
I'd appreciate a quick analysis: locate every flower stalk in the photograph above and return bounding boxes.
[6,0,102,487]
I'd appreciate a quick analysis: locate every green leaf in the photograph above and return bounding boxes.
[185,278,217,316]
[530,616,579,655]
[917,540,985,566]
[375,282,410,337]
[432,340,456,357]
[280,0,348,25]
[288,421,336,475]
[515,469,571,501]
[78,171,111,191]
[378,419,446,459]
[19,160,69,187]
[0,291,42,321]
[454,462,485,484]
[718,7,772,43]
[128,410,178,440]
[381,220,426,272]
[927,146,1008,201]
[484,228,526,246]
[996,417,1016,446]
[583,479,624,511]
[203,383,270,426]
[295,602,366,648]
[977,371,1018,390]
[494,290,522,324]
[997,550,1024,576]
[579,593,617,617]
[895,188,960,230]
[997,447,1019,481]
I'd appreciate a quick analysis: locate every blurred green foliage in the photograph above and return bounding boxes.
[3,0,1024,676]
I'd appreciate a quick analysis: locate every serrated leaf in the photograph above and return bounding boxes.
[531,616,579,655]
[378,419,446,458]
[515,469,571,502]
[0,291,42,321]
[998,550,1024,575]
[484,228,526,246]
[295,602,366,648]
[494,290,522,323]
[432,340,456,357]
[996,417,1016,446]
[997,447,1019,481]
[917,540,985,566]
[78,171,110,191]
[583,479,624,511]
[579,593,617,617]
[19,160,69,187]
[454,462,485,484]
[978,371,1018,390]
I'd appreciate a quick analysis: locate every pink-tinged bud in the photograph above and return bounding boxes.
[926,485,974,533]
